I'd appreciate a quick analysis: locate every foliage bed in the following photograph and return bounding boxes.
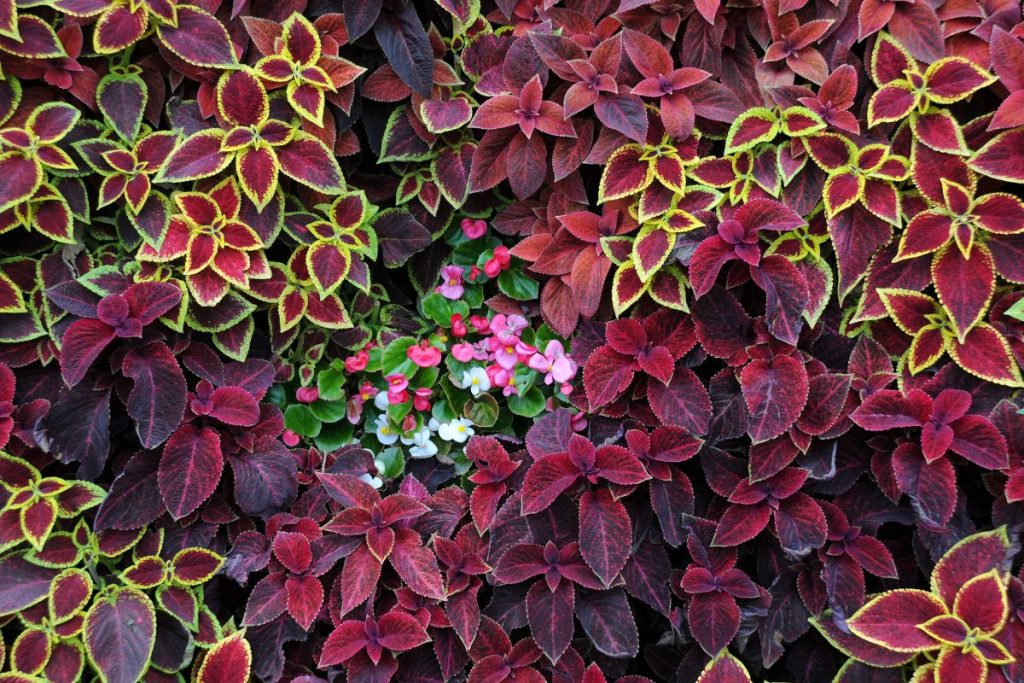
[0,0,1023,681]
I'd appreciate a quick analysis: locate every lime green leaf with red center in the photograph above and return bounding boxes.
[868,84,917,126]
[631,224,676,283]
[952,569,1008,635]
[49,568,93,625]
[780,106,826,137]
[869,33,916,86]
[218,69,269,128]
[27,102,79,144]
[237,146,280,211]
[420,96,473,134]
[912,109,968,155]
[697,652,753,682]
[804,133,857,172]
[824,170,863,216]
[171,548,224,585]
[599,144,652,203]
[612,259,651,315]
[947,323,1023,386]
[84,587,156,683]
[924,58,996,104]
[157,130,231,184]
[930,528,1012,607]
[931,243,994,342]
[878,288,940,336]
[724,107,779,154]
[0,15,67,58]
[20,497,57,550]
[97,68,147,143]
[277,132,345,194]
[198,632,252,683]
[306,242,351,297]
[156,5,238,69]
[970,128,1024,183]
[93,5,148,54]
[0,152,42,213]
[847,589,948,652]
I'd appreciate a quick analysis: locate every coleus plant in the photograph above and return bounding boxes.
[2,0,1024,681]
[828,528,1021,682]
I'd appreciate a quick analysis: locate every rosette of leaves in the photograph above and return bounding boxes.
[157,68,345,209]
[0,466,226,683]
[0,102,82,244]
[812,528,1020,682]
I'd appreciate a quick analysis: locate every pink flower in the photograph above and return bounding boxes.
[296,386,320,403]
[413,388,432,411]
[491,314,528,336]
[407,340,442,368]
[358,381,379,401]
[388,390,409,405]
[345,349,369,373]
[488,365,520,397]
[489,334,520,370]
[437,265,465,300]
[282,430,300,447]
[386,374,409,394]
[470,315,490,333]
[484,246,512,277]
[527,341,577,385]
[461,218,487,239]
[450,314,468,338]
[452,342,476,362]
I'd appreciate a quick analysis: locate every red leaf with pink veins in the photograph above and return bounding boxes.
[949,415,1009,470]
[688,590,740,655]
[584,346,635,408]
[526,579,574,663]
[521,453,580,515]
[158,424,223,520]
[579,488,632,585]
[206,386,260,426]
[648,364,712,436]
[389,528,445,601]
[740,354,809,443]
[285,574,323,630]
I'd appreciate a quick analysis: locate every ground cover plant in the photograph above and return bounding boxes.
[0,0,1023,681]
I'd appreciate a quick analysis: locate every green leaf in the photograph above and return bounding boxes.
[1006,297,1024,322]
[498,268,539,301]
[381,337,418,376]
[464,394,498,427]
[284,405,321,438]
[317,366,346,402]
[315,421,353,452]
[375,447,405,479]
[310,399,347,423]
[421,292,470,327]
[507,387,546,417]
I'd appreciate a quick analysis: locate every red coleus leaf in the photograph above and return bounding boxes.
[578,488,632,586]
[320,609,430,667]
[158,424,223,520]
[740,353,809,443]
[197,633,251,683]
[846,589,947,651]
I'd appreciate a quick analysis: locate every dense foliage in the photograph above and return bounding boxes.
[0,0,1023,681]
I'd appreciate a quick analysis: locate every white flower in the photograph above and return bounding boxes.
[360,472,384,489]
[400,425,437,459]
[460,367,491,396]
[427,417,441,432]
[374,414,399,445]
[438,417,474,443]
[373,390,391,410]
